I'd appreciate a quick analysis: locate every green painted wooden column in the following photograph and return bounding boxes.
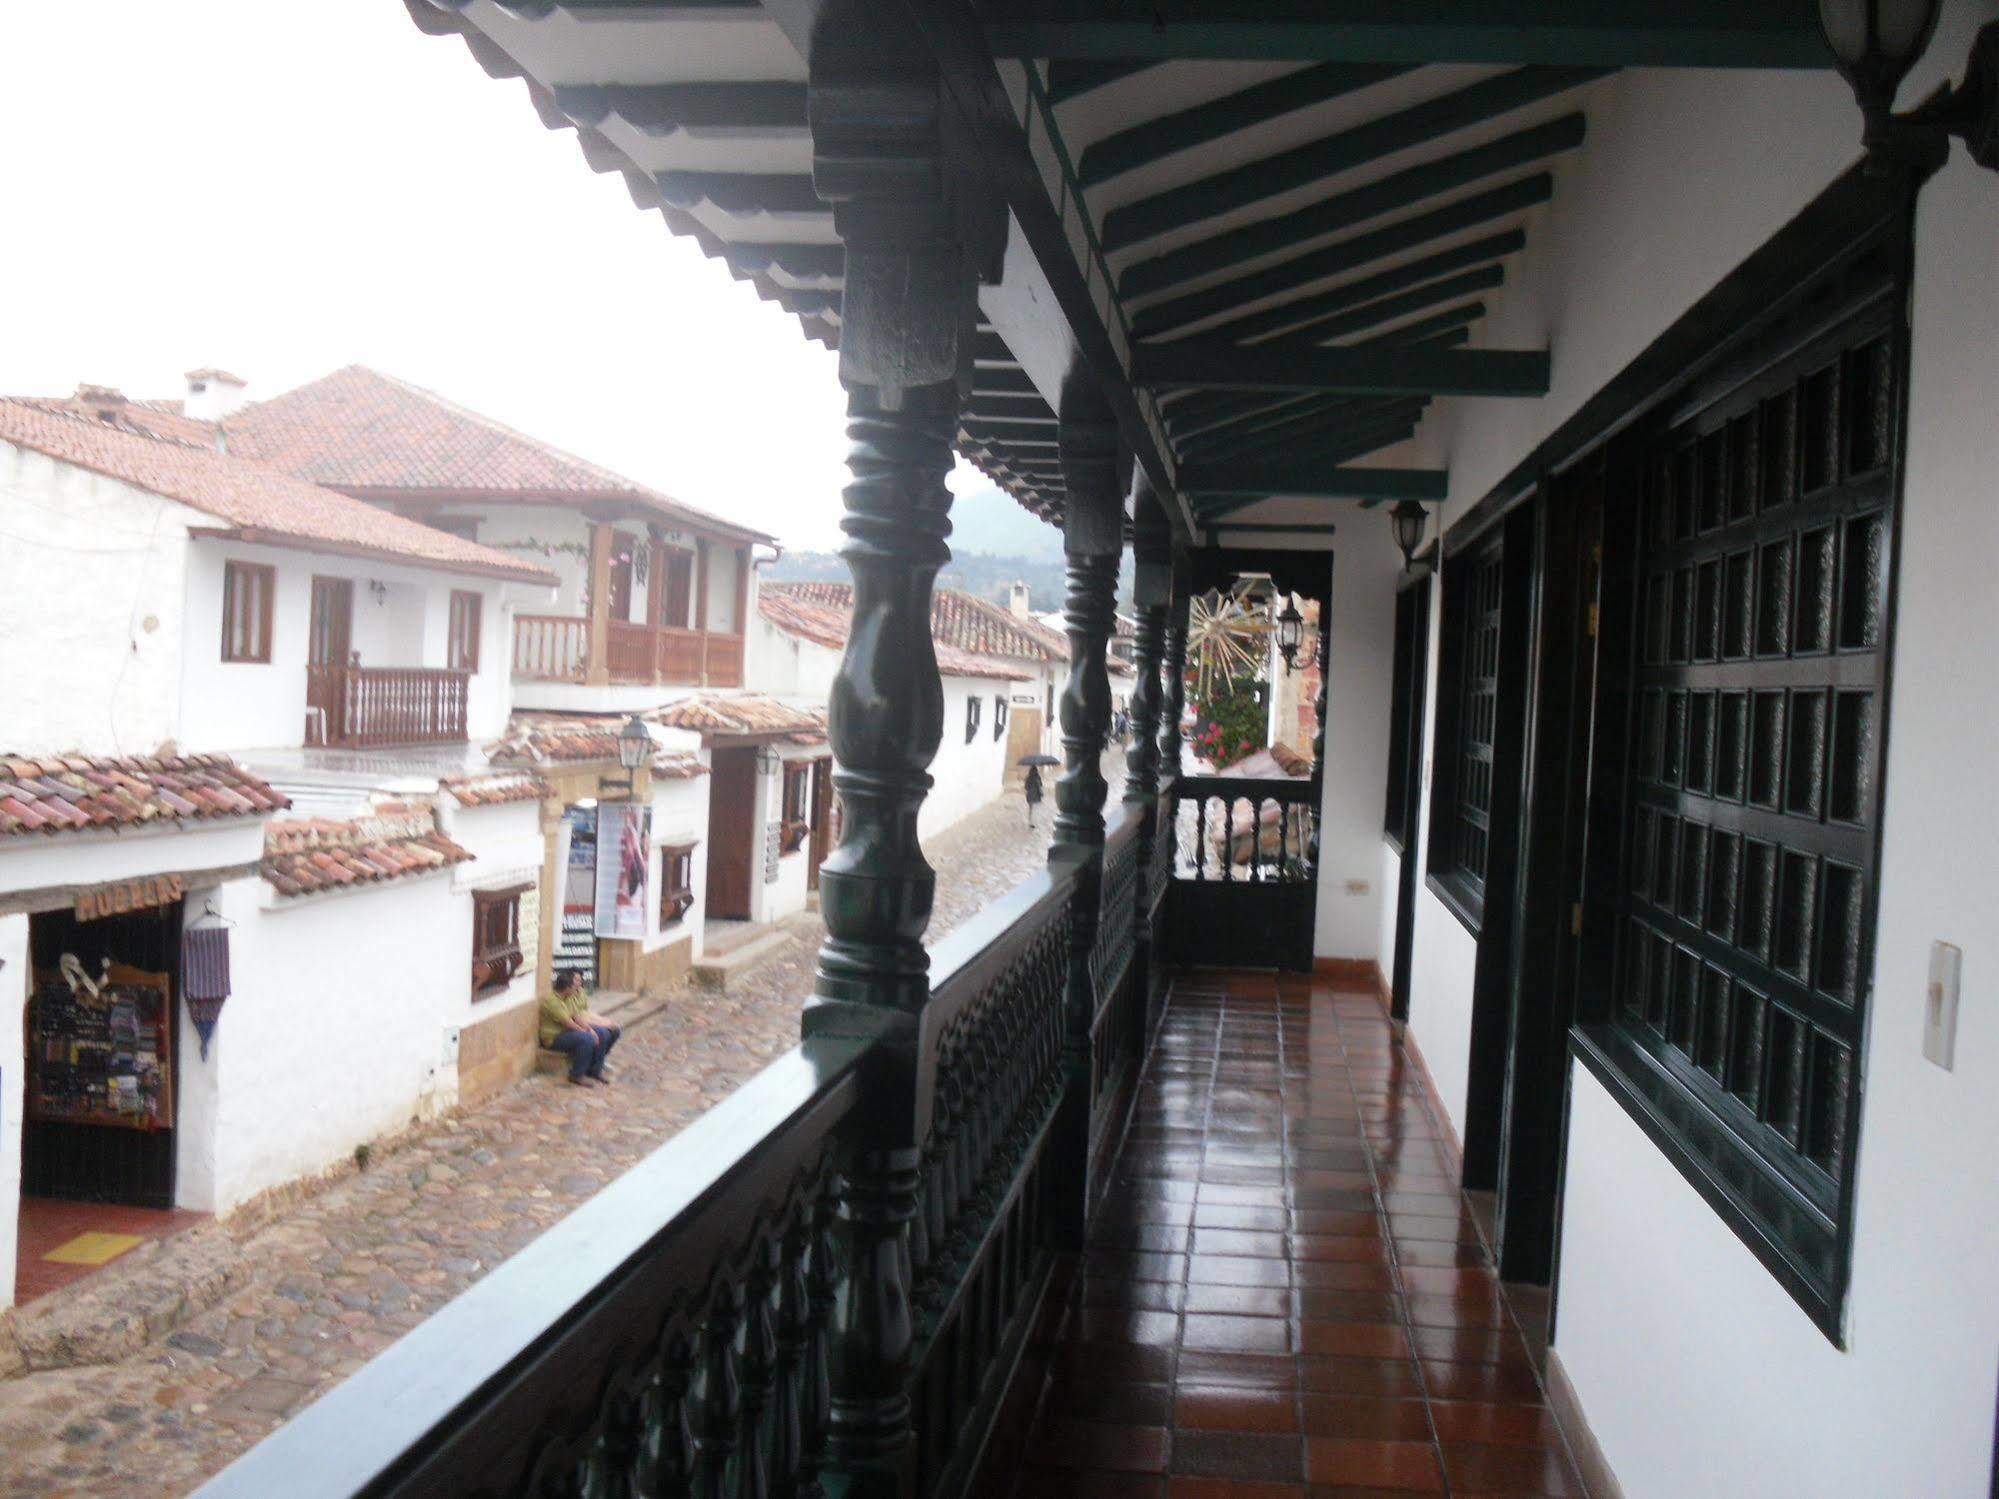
[1307,584,1335,872]
[1048,376,1125,1246]
[1156,558,1192,787]
[800,26,1002,1498]
[1125,475,1171,1030]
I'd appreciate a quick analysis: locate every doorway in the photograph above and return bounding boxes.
[20,902,184,1215]
[309,576,352,666]
[705,746,758,920]
[807,758,835,892]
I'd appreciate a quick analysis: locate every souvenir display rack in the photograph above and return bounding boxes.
[25,964,174,1130]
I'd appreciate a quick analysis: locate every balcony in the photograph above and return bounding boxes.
[513,614,746,690]
[304,665,469,749]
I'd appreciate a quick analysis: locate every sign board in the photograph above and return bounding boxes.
[595,803,652,940]
[554,805,597,985]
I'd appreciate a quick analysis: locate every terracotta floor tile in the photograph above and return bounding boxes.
[1031,1419,1171,1473]
[1174,1384,1299,1433]
[1418,1360,1545,1405]
[1181,1314,1293,1354]
[1293,1262,1397,1292]
[1075,1309,1184,1347]
[1292,1235,1392,1264]
[1167,1478,1307,1499]
[1048,1380,1174,1427]
[1402,1295,1507,1329]
[1187,1255,1293,1288]
[1299,1397,1435,1442]
[1193,1228,1290,1258]
[1409,1327,1530,1365]
[1174,1351,1298,1390]
[1194,1204,1290,1232]
[1424,1401,1563,1448]
[1437,1440,1585,1495]
[1304,1438,1446,1490]
[1185,1283,1292,1318]
[1294,1289,1402,1323]
[1170,1430,1306,1482]
[1299,1322,1411,1360]
[1297,1357,1427,1399]
[1015,1470,1166,1498]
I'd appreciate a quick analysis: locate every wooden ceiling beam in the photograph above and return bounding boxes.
[1120,113,1582,301]
[1132,176,1547,337]
[1045,60,1157,102]
[552,83,806,134]
[1102,66,1605,251]
[1184,463,1449,503]
[653,172,824,215]
[1077,62,1409,187]
[981,2,1832,68]
[1134,341,1548,397]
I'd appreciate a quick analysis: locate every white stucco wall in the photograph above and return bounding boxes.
[179,540,519,752]
[0,442,198,757]
[923,675,1015,841]
[1310,544,1398,960]
[643,772,710,960]
[703,543,743,633]
[441,797,547,1025]
[472,504,593,615]
[185,868,468,1214]
[0,912,27,1310]
[1391,10,1999,1493]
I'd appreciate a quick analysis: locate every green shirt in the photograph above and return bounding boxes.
[539,987,588,1047]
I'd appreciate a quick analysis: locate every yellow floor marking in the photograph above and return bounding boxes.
[42,1231,147,1266]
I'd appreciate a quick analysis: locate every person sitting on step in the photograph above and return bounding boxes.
[539,971,622,1087]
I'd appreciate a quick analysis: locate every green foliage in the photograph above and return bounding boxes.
[1189,674,1266,770]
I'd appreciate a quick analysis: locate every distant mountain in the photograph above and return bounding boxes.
[766,483,1129,615]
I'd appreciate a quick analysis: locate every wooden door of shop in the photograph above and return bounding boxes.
[22,904,182,1208]
[807,759,834,891]
[1004,705,1042,783]
[705,747,757,919]
[309,577,352,666]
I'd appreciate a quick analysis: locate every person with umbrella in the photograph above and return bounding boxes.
[1017,752,1058,826]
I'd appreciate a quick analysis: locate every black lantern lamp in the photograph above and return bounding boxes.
[602,713,652,791]
[1390,500,1429,570]
[1818,0,1999,169]
[1274,598,1305,673]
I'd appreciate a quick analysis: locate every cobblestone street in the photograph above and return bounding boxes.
[0,785,1066,1499]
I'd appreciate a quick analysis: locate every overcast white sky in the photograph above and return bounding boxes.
[0,1,994,552]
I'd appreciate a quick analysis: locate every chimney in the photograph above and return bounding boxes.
[1007,579,1032,619]
[71,384,128,423]
[183,368,248,422]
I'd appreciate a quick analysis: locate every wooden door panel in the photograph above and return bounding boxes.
[705,748,757,919]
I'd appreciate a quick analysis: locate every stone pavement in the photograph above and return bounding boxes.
[0,783,1070,1499]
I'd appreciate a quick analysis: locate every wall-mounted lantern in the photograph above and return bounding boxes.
[601,714,652,793]
[1274,598,1305,673]
[1818,0,1997,168]
[1390,500,1429,570]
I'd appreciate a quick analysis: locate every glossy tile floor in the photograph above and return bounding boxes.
[998,971,1585,1497]
[14,1196,207,1304]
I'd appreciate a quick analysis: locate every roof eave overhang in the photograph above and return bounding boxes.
[185,525,560,587]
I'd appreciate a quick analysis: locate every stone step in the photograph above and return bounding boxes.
[688,927,796,993]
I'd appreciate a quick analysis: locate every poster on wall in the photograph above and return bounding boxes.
[555,805,597,985]
[594,803,651,940]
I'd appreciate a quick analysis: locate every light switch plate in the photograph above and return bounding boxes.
[1925,941,1961,1071]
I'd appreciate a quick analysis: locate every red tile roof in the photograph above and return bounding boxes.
[764,582,1067,668]
[0,752,288,838]
[485,716,711,777]
[758,587,1033,681]
[439,770,549,807]
[650,693,828,743]
[0,397,557,586]
[225,366,775,546]
[261,811,473,898]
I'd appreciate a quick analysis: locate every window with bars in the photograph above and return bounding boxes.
[1426,537,1504,926]
[220,561,274,663]
[1591,269,1898,1336]
[780,764,812,854]
[659,844,696,927]
[993,695,1008,741]
[965,694,982,745]
[470,886,527,997]
[1383,582,1428,849]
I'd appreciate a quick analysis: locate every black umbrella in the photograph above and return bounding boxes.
[1016,753,1060,766]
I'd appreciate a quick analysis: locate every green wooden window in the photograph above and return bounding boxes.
[1427,536,1503,926]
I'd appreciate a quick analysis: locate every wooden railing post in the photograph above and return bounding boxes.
[1126,474,1171,1030]
[584,520,613,688]
[800,27,1002,1498]
[1048,376,1124,1250]
[1157,561,1191,788]
[1308,587,1334,873]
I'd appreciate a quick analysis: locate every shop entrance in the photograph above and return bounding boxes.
[21,902,183,1208]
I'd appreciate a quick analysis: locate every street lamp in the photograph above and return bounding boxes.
[1390,500,1429,570]
[1817,0,1998,169]
[601,714,652,792]
[1274,598,1305,674]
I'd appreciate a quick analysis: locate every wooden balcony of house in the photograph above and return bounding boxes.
[303,664,469,749]
[512,614,746,689]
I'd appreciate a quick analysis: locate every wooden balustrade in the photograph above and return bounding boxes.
[1160,773,1320,971]
[192,832,1155,1499]
[513,614,747,688]
[511,614,587,682]
[304,666,469,749]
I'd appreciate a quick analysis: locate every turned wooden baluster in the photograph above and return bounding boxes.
[691,1287,743,1499]
[800,30,1003,1491]
[1157,564,1191,786]
[772,1223,812,1496]
[638,1331,695,1496]
[737,1242,779,1499]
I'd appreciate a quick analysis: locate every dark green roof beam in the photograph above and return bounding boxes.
[1121,113,1580,300]
[653,173,823,215]
[1133,179,1544,339]
[1102,66,1604,251]
[982,2,1831,68]
[725,243,845,282]
[1184,461,1447,502]
[966,397,1058,421]
[1045,60,1157,103]
[1135,342,1548,395]
[553,83,806,134]
[975,368,1042,395]
[1076,62,1410,186]
[962,421,1063,446]
[1189,396,1430,463]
